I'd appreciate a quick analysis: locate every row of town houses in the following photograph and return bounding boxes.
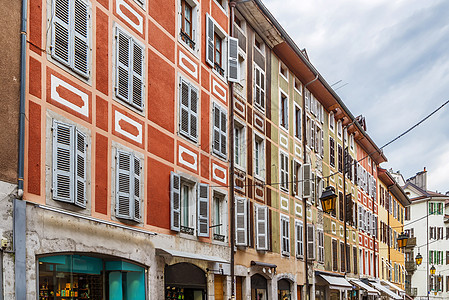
[0,0,421,299]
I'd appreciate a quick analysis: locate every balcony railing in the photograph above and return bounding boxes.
[180,31,195,50]
[405,287,418,297]
[405,260,417,272]
[406,237,416,248]
[180,226,195,235]
[214,63,225,76]
[213,233,225,242]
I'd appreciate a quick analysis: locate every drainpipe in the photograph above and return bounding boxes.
[14,0,28,298]
[229,1,236,299]
[303,74,318,300]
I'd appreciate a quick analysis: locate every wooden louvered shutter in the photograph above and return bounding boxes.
[133,156,141,221]
[213,104,221,154]
[179,79,190,137]
[228,37,239,82]
[302,164,311,198]
[52,121,75,203]
[170,172,181,232]
[235,197,247,246]
[205,14,215,66]
[255,205,268,250]
[189,84,198,140]
[52,0,71,67]
[73,0,89,77]
[131,41,144,110]
[307,224,315,260]
[74,129,87,208]
[116,150,132,219]
[197,183,209,237]
[220,106,227,156]
[116,28,131,102]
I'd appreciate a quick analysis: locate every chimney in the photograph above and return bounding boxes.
[408,168,427,191]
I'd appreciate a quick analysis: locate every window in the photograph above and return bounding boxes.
[329,112,335,132]
[170,172,209,236]
[51,0,90,78]
[279,91,288,130]
[212,192,226,241]
[302,164,312,199]
[52,120,87,208]
[294,104,301,140]
[295,220,303,258]
[307,224,316,260]
[317,229,324,263]
[294,79,302,94]
[337,120,342,139]
[332,239,338,271]
[179,77,199,142]
[254,35,264,54]
[235,197,248,246]
[353,246,358,275]
[254,135,265,179]
[350,134,354,150]
[254,65,265,109]
[281,215,290,256]
[234,122,245,170]
[337,144,343,173]
[329,137,335,167]
[279,63,288,81]
[214,33,223,73]
[304,89,311,112]
[255,204,268,250]
[338,192,344,222]
[279,151,289,192]
[212,103,227,158]
[292,160,301,197]
[115,27,145,111]
[346,244,351,273]
[115,150,142,222]
[179,0,199,51]
[206,14,230,79]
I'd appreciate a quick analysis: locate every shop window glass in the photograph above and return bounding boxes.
[38,254,145,300]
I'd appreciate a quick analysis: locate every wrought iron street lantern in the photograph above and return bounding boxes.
[415,253,423,266]
[319,186,337,213]
[397,232,408,248]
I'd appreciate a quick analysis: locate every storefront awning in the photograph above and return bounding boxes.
[317,274,352,291]
[349,279,380,296]
[156,248,228,263]
[250,261,277,269]
[381,279,405,293]
[369,281,402,300]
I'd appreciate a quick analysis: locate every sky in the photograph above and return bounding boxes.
[263,0,449,193]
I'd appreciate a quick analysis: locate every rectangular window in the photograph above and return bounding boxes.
[292,160,301,197]
[254,135,265,179]
[281,215,290,256]
[52,120,87,208]
[214,33,223,73]
[353,246,358,275]
[295,220,303,258]
[340,242,346,272]
[346,244,351,273]
[179,78,199,142]
[115,150,142,222]
[307,224,316,261]
[234,123,245,169]
[51,0,90,77]
[280,152,289,192]
[255,204,268,250]
[212,103,227,158]
[337,120,342,139]
[337,144,343,172]
[332,239,338,271]
[280,91,288,130]
[212,193,226,241]
[329,137,335,167]
[254,65,265,109]
[181,0,193,41]
[115,27,145,111]
[317,229,324,263]
[329,112,335,132]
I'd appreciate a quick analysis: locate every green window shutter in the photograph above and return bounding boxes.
[52,0,71,67]
[133,156,141,222]
[73,0,89,77]
[116,150,132,219]
[205,14,214,66]
[116,28,131,103]
[235,197,248,246]
[170,172,181,232]
[255,205,268,251]
[131,41,144,110]
[52,120,75,203]
[228,37,239,82]
[197,183,209,237]
[74,128,87,208]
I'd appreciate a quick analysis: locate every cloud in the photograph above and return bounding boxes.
[263,0,449,191]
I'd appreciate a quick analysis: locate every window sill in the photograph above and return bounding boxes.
[212,68,227,84]
[213,233,226,242]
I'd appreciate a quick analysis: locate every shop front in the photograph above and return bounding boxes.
[251,274,267,300]
[348,278,380,300]
[165,262,207,300]
[38,254,146,300]
[278,279,292,300]
[315,271,352,300]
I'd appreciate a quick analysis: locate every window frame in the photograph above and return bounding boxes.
[295,219,304,259]
[178,76,200,143]
[279,150,289,192]
[178,0,199,54]
[279,89,289,132]
[280,214,290,256]
[253,133,265,181]
[294,103,302,142]
[253,63,266,111]
[234,119,246,171]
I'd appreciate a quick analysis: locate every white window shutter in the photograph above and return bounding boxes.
[74,129,87,208]
[291,160,297,196]
[228,37,239,82]
[358,206,363,229]
[116,28,131,102]
[254,67,260,106]
[307,224,316,260]
[170,172,181,232]
[281,216,290,255]
[295,220,303,258]
[116,150,132,219]
[303,164,311,198]
[189,84,199,140]
[260,71,265,108]
[52,0,71,67]
[235,197,248,246]
[283,98,288,130]
[73,0,89,77]
[213,104,220,153]
[132,156,141,221]
[52,120,75,203]
[131,41,144,110]
[220,107,227,156]
[205,14,214,66]
[320,130,324,157]
[255,205,268,250]
[197,183,209,237]
[179,79,190,137]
